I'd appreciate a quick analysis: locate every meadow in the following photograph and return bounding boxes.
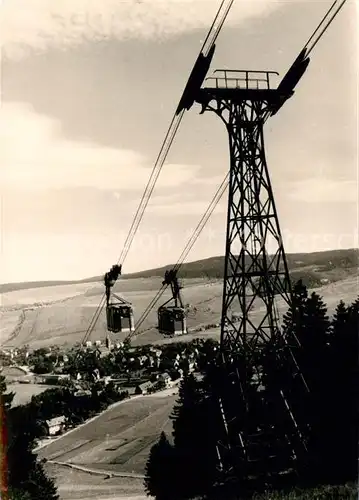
[1,273,358,350]
[9,382,56,407]
[38,390,176,473]
[39,390,177,499]
[1,251,357,499]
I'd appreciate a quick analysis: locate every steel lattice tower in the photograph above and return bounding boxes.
[196,70,309,485]
[198,71,292,351]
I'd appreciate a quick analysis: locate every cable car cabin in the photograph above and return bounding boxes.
[106,303,135,334]
[158,305,187,336]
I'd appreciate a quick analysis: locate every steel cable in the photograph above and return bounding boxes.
[79,0,236,348]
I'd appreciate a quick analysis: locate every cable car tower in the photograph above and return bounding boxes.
[81,0,347,484]
[195,67,310,484]
[158,269,187,336]
[105,264,135,336]
[174,0,347,487]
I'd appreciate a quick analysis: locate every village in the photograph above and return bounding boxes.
[0,338,216,439]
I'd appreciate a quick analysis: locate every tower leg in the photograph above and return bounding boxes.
[200,97,308,487]
[219,99,291,352]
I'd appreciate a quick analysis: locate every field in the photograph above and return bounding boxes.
[38,391,176,472]
[1,251,357,499]
[38,390,177,499]
[44,462,147,500]
[9,383,56,407]
[0,272,358,350]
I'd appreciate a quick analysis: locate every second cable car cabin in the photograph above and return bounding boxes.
[105,264,135,334]
[157,269,187,336]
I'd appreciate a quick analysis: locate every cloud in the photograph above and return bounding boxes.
[1,0,283,60]
[147,199,227,216]
[0,102,201,191]
[192,174,226,186]
[147,181,228,216]
[285,178,358,204]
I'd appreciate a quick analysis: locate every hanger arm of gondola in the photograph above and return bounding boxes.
[80,0,235,348]
[124,173,229,342]
[158,270,187,336]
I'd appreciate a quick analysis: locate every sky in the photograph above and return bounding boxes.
[0,0,357,283]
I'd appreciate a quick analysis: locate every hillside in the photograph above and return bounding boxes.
[124,248,359,287]
[0,247,357,351]
[1,248,358,293]
[1,273,358,351]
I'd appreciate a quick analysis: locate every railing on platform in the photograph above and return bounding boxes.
[204,70,279,90]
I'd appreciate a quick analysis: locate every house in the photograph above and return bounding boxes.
[0,349,11,359]
[45,416,66,436]
[188,361,196,373]
[35,373,70,385]
[18,372,37,384]
[74,389,92,397]
[10,349,19,360]
[135,381,153,395]
[158,372,172,388]
[120,385,137,396]
[139,355,148,366]
[150,347,162,359]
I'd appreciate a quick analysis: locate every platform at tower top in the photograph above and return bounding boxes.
[200,69,288,105]
[205,70,279,90]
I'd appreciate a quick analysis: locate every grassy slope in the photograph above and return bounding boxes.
[0,248,357,349]
[38,392,177,474]
[44,462,146,500]
[17,249,355,499]
[1,248,358,293]
[1,273,358,350]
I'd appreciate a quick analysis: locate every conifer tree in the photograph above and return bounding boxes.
[281,282,333,480]
[170,373,220,499]
[282,279,308,351]
[0,375,59,500]
[144,431,176,500]
[8,488,31,500]
[324,297,359,483]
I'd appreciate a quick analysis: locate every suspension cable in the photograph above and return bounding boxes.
[201,0,227,54]
[123,0,349,344]
[304,0,348,57]
[130,285,168,338]
[127,173,229,339]
[303,0,340,51]
[79,0,236,349]
[204,0,235,55]
[79,110,185,348]
[117,111,184,266]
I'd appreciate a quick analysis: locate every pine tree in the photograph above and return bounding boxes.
[324,297,359,483]
[144,431,176,500]
[284,286,330,395]
[8,488,31,500]
[0,375,59,500]
[282,279,308,349]
[170,373,219,498]
[0,375,15,409]
[281,282,333,482]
